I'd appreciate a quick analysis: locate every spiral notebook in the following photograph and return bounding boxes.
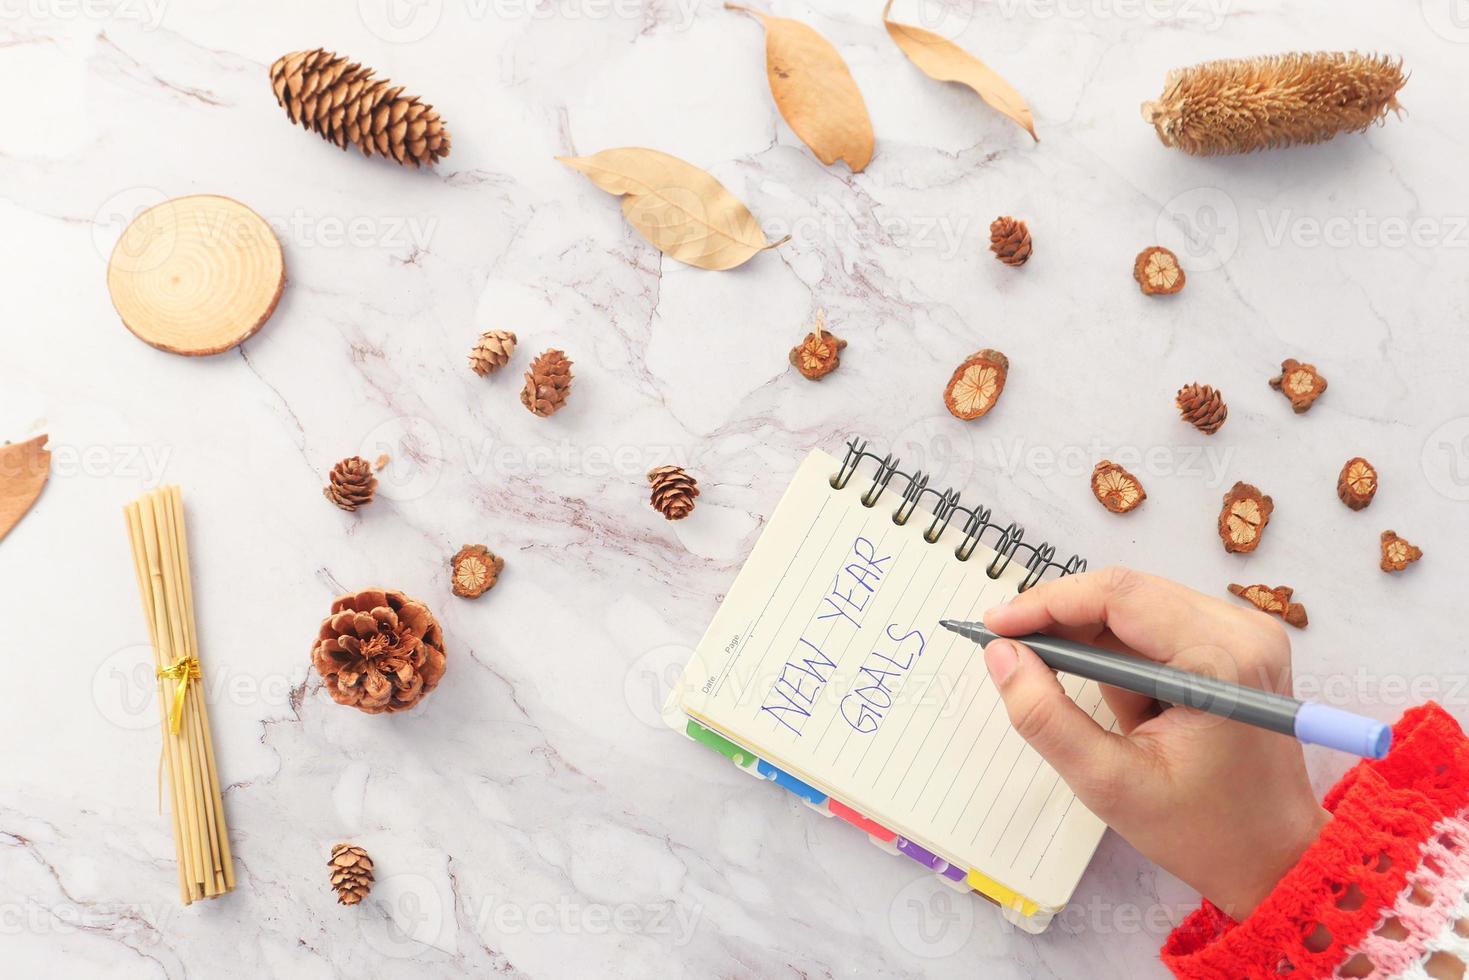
[666,440,1115,932]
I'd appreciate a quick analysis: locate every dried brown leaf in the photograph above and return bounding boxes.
[881,0,1037,142]
[0,434,50,545]
[557,148,788,271]
[728,4,874,172]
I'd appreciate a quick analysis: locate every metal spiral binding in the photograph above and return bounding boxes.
[833,437,1086,592]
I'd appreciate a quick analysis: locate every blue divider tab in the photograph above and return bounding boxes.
[756,760,827,805]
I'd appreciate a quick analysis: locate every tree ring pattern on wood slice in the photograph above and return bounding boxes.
[106,195,285,356]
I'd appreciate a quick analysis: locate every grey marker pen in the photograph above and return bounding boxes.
[940,620,1391,759]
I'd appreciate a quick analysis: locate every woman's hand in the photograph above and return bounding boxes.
[982,566,1330,918]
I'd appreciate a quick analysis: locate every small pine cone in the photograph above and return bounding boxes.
[1175,383,1227,435]
[989,216,1032,267]
[328,843,374,906]
[648,465,699,521]
[451,544,504,599]
[324,456,377,511]
[469,330,517,376]
[269,49,451,167]
[310,589,447,713]
[521,349,573,417]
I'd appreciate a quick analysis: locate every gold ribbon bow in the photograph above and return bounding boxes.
[157,656,201,734]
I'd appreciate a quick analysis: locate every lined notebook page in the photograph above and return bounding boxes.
[680,450,1112,908]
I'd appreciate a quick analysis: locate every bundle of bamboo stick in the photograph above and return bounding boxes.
[123,486,234,904]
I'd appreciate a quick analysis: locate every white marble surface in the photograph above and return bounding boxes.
[3,0,1469,976]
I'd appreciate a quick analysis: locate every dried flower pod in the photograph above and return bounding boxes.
[1379,530,1422,573]
[1228,583,1308,628]
[469,330,517,376]
[328,843,374,906]
[521,348,573,417]
[989,216,1032,267]
[310,589,446,714]
[1134,246,1185,295]
[789,310,846,380]
[943,349,1009,421]
[1268,358,1327,413]
[648,465,699,520]
[1091,460,1146,514]
[1175,383,1227,435]
[324,456,378,512]
[1140,52,1406,157]
[1337,457,1378,511]
[451,544,504,599]
[1218,481,1273,554]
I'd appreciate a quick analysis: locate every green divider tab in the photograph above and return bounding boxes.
[686,720,756,767]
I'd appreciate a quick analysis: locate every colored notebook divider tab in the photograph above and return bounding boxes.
[894,837,968,882]
[684,719,758,769]
[681,716,1054,932]
[966,869,1042,921]
[826,798,896,842]
[754,759,828,807]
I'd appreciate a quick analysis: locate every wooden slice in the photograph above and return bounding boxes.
[107,195,285,356]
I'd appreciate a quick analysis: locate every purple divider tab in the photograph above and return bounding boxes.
[895,837,946,871]
[940,861,969,882]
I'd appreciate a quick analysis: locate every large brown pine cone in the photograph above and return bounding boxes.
[328,843,374,906]
[311,589,446,714]
[648,465,699,520]
[269,49,451,168]
[1175,383,1227,435]
[521,348,573,417]
[324,456,377,511]
[469,330,517,376]
[989,216,1032,267]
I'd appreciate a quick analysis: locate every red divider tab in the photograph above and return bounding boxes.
[828,798,896,842]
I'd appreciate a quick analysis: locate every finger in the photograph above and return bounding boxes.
[1099,683,1160,734]
[1008,620,1157,732]
[984,566,1239,665]
[984,638,1137,817]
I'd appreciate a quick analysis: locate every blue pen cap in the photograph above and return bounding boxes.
[1294,703,1392,759]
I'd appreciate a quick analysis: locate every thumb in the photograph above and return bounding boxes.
[984,638,1134,816]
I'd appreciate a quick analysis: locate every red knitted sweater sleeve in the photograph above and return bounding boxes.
[1160,703,1469,979]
